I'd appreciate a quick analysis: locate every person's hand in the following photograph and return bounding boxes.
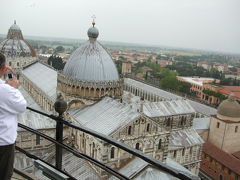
[6,78,20,89]
[4,65,15,75]
[3,65,15,79]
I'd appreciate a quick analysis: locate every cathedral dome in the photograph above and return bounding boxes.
[63,24,119,82]
[217,95,240,121]
[0,21,36,57]
[10,21,20,30]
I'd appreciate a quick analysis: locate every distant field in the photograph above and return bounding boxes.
[161,50,201,56]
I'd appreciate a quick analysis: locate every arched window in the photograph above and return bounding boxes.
[82,135,85,147]
[219,174,223,180]
[92,142,95,158]
[182,148,185,156]
[128,126,132,135]
[110,147,115,159]
[173,150,177,158]
[158,139,162,149]
[180,116,184,125]
[166,118,171,127]
[17,62,19,66]
[146,123,150,132]
[9,61,11,66]
[135,143,140,150]
[36,135,40,145]
[217,122,220,128]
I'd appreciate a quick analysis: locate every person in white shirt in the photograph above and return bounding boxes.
[0,53,27,180]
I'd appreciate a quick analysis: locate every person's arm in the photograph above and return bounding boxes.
[7,88,27,114]
[0,77,27,114]
[1,83,27,114]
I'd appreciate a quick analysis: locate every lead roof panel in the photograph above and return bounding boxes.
[22,62,57,100]
[68,97,141,136]
[168,128,204,149]
[143,100,195,117]
[17,86,55,130]
[110,157,199,180]
[124,78,217,116]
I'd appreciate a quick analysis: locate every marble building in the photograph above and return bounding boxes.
[57,22,123,106]
[0,21,37,77]
[11,21,207,179]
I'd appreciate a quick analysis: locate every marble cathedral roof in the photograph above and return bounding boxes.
[63,23,119,82]
[0,21,36,57]
[142,100,195,117]
[17,86,55,130]
[109,157,200,180]
[15,150,101,180]
[68,97,141,136]
[168,128,204,149]
[22,61,57,101]
[124,78,217,116]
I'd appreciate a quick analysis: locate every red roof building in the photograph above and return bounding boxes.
[219,86,240,100]
[200,142,240,180]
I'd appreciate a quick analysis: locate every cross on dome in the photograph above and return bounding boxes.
[91,15,96,27]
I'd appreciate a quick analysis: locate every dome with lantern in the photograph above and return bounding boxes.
[0,21,36,57]
[63,22,119,82]
[57,20,122,104]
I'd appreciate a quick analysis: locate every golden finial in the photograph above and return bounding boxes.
[91,15,96,27]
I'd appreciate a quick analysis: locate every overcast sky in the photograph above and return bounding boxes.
[0,0,239,53]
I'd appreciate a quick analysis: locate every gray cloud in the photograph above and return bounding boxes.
[0,0,239,53]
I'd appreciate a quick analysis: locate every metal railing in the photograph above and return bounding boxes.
[15,103,197,180]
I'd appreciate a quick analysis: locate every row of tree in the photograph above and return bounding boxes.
[132,61,192,94]
[167,61,240,86]
[167,61,225,79]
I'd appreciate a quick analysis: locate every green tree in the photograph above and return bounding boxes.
[115,60,122,74]
[40,45,48,54]
[55,46,65,53]
[148,56,152,61]
[160,75,178,90]
[178,81,191,94]
[156,55,161,60]
[48,55,65,70]
[229,67,237,72]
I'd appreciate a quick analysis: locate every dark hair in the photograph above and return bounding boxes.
[0,53,6,69]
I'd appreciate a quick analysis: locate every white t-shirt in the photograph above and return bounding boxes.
[0,79,27,145]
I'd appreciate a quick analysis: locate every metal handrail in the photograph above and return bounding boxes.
[18,123,129,180]
[13,168,35,180]
[15,146,77,180]
[25,106,196,180]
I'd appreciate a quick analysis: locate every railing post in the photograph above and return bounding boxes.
[54,97,67,170]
